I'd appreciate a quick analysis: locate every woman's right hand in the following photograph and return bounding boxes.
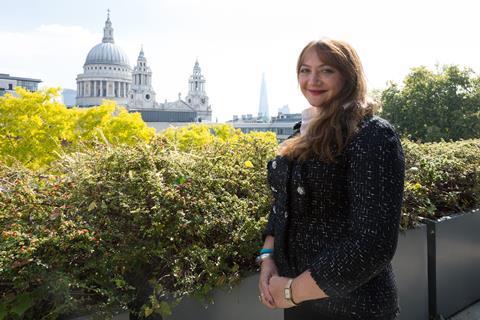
[258,258,278,308]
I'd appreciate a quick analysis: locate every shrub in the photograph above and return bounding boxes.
[401,138,480,227]
[0,126,277,319]
[1,123,479,318]
[0,87,155,170]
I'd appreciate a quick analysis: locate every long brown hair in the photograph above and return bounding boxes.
[279,39,377,162]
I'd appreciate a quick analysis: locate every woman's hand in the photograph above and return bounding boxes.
[268,276,296,309]
[258,258,278,308]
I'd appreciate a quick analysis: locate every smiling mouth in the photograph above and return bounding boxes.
[308,89,327,96]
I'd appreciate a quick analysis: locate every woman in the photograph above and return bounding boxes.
[257,39,405,320]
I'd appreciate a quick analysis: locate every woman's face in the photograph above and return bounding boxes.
[298,48,345,108]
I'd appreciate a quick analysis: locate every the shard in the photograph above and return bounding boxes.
[258,73,269,121]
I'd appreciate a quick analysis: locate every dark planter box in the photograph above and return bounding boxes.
[166,274,283,320]
[392,224,429,320]
[166,226,429,320]
[425,209,480,319]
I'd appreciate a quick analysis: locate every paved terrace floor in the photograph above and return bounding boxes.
[449,299,480,320]
[74,298,480,319]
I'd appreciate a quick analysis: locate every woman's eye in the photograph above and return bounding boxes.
[299,68,310,74]
[321,68,335,74]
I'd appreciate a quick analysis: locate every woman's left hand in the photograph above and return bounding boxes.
[268,276,296,309]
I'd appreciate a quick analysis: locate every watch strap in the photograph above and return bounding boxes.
[284,278,299,306]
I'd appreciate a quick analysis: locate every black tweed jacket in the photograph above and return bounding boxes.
[264,116,405,319]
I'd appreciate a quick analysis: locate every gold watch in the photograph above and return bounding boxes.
[284,278,299,306]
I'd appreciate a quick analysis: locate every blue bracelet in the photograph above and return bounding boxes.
[260,248,273,254]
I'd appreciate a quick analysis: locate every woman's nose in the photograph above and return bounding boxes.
[310,72,321,85]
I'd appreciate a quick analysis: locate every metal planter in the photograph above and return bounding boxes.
[425,209,480,319]
[166,274,283,320]
[167,225,429,320]
[392,224,429,320]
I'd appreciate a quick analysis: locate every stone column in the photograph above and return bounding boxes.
[93,81,97,97]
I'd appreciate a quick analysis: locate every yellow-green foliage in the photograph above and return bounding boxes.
[0,126,278,319]
[0,87,155,169]
[160,123,277,152]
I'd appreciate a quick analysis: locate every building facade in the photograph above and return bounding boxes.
[61,88,77,107]
[76,12,212,126]
[0,73,41,96]
[229,110,301,142]
[76,13,132,107]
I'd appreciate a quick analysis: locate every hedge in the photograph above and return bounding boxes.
[0,125,479,319]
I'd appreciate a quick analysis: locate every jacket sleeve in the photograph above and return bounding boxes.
[262,159,277,241]
[262,206,276,241]
[309,125,405,297]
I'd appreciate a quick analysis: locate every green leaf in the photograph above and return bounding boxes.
[144,306,153,317]
[10,293,34,317]
[87,201,97,211]
[175,176,186,185]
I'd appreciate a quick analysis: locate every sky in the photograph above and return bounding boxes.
[1,0,480,122]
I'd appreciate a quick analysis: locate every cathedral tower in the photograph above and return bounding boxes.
[128,47,156,109]
[185,60,211,122]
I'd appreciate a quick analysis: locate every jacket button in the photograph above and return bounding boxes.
[273,206,276,214]
[297,186,305,195]
[284,211,288,218]
[272,160,277,169]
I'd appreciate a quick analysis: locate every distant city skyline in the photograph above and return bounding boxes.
[1,0,479,122]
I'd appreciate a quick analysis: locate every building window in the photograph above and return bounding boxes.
[8,84,13,90]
